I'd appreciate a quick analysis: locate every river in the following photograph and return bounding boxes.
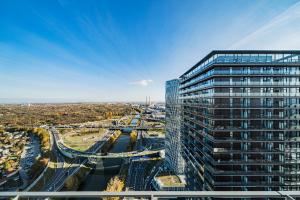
[19,133,41,189]
[77,134,130,191]
[78,115,140,191]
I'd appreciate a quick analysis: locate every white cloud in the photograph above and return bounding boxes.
[229,2,300,50]
[130,79,153,86]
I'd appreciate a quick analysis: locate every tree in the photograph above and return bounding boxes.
[104,176,125,200]
[31,128,50,155]
[4,161,13,172]
[104,111,113,119]
[29,157,49,179]
[130,130,137,143]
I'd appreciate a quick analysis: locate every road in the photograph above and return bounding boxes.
[142,131,165,150]
[40,114,164,191]
[144,161,162,190]
[41,127,68,191]
[126,160,148,190]
[58,136,163,159]
[41,127,110,191]
[55,123,164,131]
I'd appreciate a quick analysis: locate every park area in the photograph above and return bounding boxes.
[58,128,107,151]
[147,130,165,138]
[155,174,185,187]
[144,121,165,128]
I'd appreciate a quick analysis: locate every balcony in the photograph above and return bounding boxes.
[2,191,300,199]
[180,81,300,95]
[182,56,300,83]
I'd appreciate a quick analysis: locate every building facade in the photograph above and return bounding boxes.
[165,79,185,174]
[179,51,300,191]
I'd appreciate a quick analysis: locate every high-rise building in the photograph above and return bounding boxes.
[165,79,185,174]
[145,96,151,106]
[178,50,300,191]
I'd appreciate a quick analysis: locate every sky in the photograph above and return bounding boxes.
[0,0,300,103]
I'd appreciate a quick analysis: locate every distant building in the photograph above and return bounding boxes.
[178,50,300,191]
[165,79,185,174]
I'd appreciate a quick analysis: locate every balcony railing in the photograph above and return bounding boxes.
[1,191,300,199]
[181,54,300,82]
[180,92,300,100]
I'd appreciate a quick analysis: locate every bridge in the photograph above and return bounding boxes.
[87,149,163,164]
[58,139,164,165]
[58,142,163,159]
[80,149,163,159]
[54,127,164,161]
[107,125,163,131]
[56,125,163,131]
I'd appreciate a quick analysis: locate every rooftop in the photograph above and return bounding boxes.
[180,50,300,78]
[155,175,185,187]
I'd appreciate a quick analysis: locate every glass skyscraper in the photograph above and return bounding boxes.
[165,79,185,174]
[178,50,300,191]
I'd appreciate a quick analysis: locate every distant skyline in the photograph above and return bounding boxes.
[1,0,300,103]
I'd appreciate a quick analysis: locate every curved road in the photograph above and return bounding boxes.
[41,127,109,191]
[41,127,67,191]
[41,122,164,191]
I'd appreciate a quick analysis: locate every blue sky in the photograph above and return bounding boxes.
[0,0,300,103]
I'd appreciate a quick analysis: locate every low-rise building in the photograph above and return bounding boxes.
[153,172,186,191]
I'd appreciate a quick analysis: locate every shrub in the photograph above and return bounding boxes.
[31,128,50,155]
[104,176,125,200]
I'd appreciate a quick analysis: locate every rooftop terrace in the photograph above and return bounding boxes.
[181,50,300,79]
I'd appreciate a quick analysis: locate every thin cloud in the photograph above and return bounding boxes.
[230,1,300,49]
[130,79,153,86]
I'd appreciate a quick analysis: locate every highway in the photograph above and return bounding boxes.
[41,127,74,191]
[42,139,66,191]
[41,127,111,191]
[69,147,163,159]
[54,123,163,160]
[55,124,164,131]
[126,160,149,190]
[39,115,164,191]
[58,138,163,159]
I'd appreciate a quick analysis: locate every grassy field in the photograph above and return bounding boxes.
[58,128,107,151]
[156,175,184,187]
[144,121,164,126]
[148,130,165,137]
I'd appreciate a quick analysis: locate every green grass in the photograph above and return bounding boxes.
[60,128,107,152]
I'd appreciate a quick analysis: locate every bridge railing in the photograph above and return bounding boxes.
[58,138,164,159]
[1,191,299,199]
[56,124,164,130]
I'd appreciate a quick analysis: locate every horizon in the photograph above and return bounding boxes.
[1,0,300,102]
[0,98,165,104]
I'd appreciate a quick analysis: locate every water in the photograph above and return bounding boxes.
[130,115,140,126]
[78,134,131,191]
[78,115,140,191]
[19,134,41,189]
[130,119,138,126]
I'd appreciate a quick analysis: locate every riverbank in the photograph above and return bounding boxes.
[69,114,140,195]
[19,134,41,189]
[77,134,131,192]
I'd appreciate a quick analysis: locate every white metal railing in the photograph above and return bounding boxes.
[182,54,300,81]
[180,92,300,100]
[1,191,300,199]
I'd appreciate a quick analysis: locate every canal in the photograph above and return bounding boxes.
[77,134,130,191]
[77,115,139,191]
